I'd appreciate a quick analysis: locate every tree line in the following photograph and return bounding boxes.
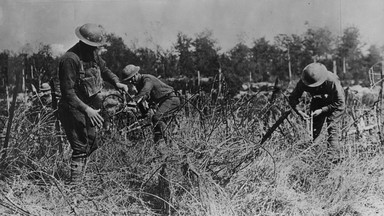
[0,26,382,97]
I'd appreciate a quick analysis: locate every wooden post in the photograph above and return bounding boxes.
[197,70,201,89]
[287,47,292,83]
[5,85,9,114]
[1,72,20,160]
[218,68,222,99]
[21,68,25,92]
[333,60,337,74]
[377,61,384,146]
[31,65,34,79]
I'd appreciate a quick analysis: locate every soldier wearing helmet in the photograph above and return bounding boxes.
[121,64,180,146]
[39,82,52,106]
[289,63,345,162]
[58,23,128,184]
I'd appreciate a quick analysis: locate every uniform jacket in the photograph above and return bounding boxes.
[134,74,174,104]
[58,42,119,112]
[289,72,345,114]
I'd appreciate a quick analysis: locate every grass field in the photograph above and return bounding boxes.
[1,89,384,216]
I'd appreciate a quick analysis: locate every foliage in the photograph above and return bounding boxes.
[1,87,384,215]
[174,32,195,77]
[0,25,382,98]
[192,30,221,77]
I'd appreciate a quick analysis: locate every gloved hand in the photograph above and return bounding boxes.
[85,106,104,128]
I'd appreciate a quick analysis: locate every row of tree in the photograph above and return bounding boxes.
[0,25,382,96]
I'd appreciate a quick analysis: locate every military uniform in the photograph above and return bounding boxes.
[59,42,120,159]
[289,63,345,151]
[57,23,128,184]
[134,74,180,143]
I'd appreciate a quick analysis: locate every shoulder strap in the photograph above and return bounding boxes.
[79,60,85,79]
[66,51,85,80]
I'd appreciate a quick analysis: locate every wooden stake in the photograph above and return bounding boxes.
[1,72,19,160]
[377,61,384,145]
[333,60,337,74]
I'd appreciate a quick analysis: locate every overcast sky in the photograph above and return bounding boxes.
[1,0,384,55]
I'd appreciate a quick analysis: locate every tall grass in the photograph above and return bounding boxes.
[1,89,384,215]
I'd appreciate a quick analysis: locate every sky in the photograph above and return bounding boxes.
[0,0,384,56]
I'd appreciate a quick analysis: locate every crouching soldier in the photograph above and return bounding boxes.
[121,64,181,145]
[58,23,128,184]
[289,63,345,162]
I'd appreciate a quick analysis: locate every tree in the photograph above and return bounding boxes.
[193,30,220,77]
[228,42,257,82]
[303,27,334,61]
[135,47,157,76]
[0,50,10,93]
[173,32,195,77]
[103,33,138,79]
[251,37,279,82]
[365,45,382,67]
[218,53,243,96]
[154,49,179,78]
[336,26,365,83]
[26,43,57,91]
[274,34,311,81]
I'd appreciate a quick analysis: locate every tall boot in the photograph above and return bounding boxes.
[70,157,87,185]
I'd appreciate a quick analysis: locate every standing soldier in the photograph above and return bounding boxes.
[121,64,180,145]
[58,23,128,184]
[289,62,345,162]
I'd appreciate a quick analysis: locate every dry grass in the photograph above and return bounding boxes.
[1,90,384,216]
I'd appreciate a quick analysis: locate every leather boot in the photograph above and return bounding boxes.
[70,157,87,184]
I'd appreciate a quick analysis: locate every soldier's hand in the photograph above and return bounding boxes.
[85,107,104,128]
[297,110,310,119]
[312,109,322,117]
[116,82,128,93]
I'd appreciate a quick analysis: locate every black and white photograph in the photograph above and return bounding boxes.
[0,0,384,215]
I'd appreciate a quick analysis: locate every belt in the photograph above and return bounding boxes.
[156,92,176,104]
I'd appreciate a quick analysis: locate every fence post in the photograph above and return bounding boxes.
[218,68,222,99]
[197,70,201,91]
[1,72,19,160]
[378,61,384,146]
[333,60,337,74]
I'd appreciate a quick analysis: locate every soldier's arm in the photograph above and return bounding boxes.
[288,80,305,109]
[59,58,88,112]
[134,78,153,102]
[321,81,345,113]
[98,56,120,86]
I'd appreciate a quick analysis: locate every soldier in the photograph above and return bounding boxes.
[121,64,180,145]
[289,62,345,162]
[58,23,128,184]
[122,64,181,214]
[39,82,52,107]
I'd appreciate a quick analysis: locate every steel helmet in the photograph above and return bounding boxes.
[301,63,329,87]
[122,65,140,81]
[75,23,107,47]
[40,83,51,92]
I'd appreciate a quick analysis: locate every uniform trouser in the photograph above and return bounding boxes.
[152,96,181,144]
[58,104,99,159]
[312,108,344,149]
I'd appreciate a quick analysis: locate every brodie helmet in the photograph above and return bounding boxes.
[122,65,140,81]
[40,82,51,92]
[301,63,329,87]
[75,23,107,47]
